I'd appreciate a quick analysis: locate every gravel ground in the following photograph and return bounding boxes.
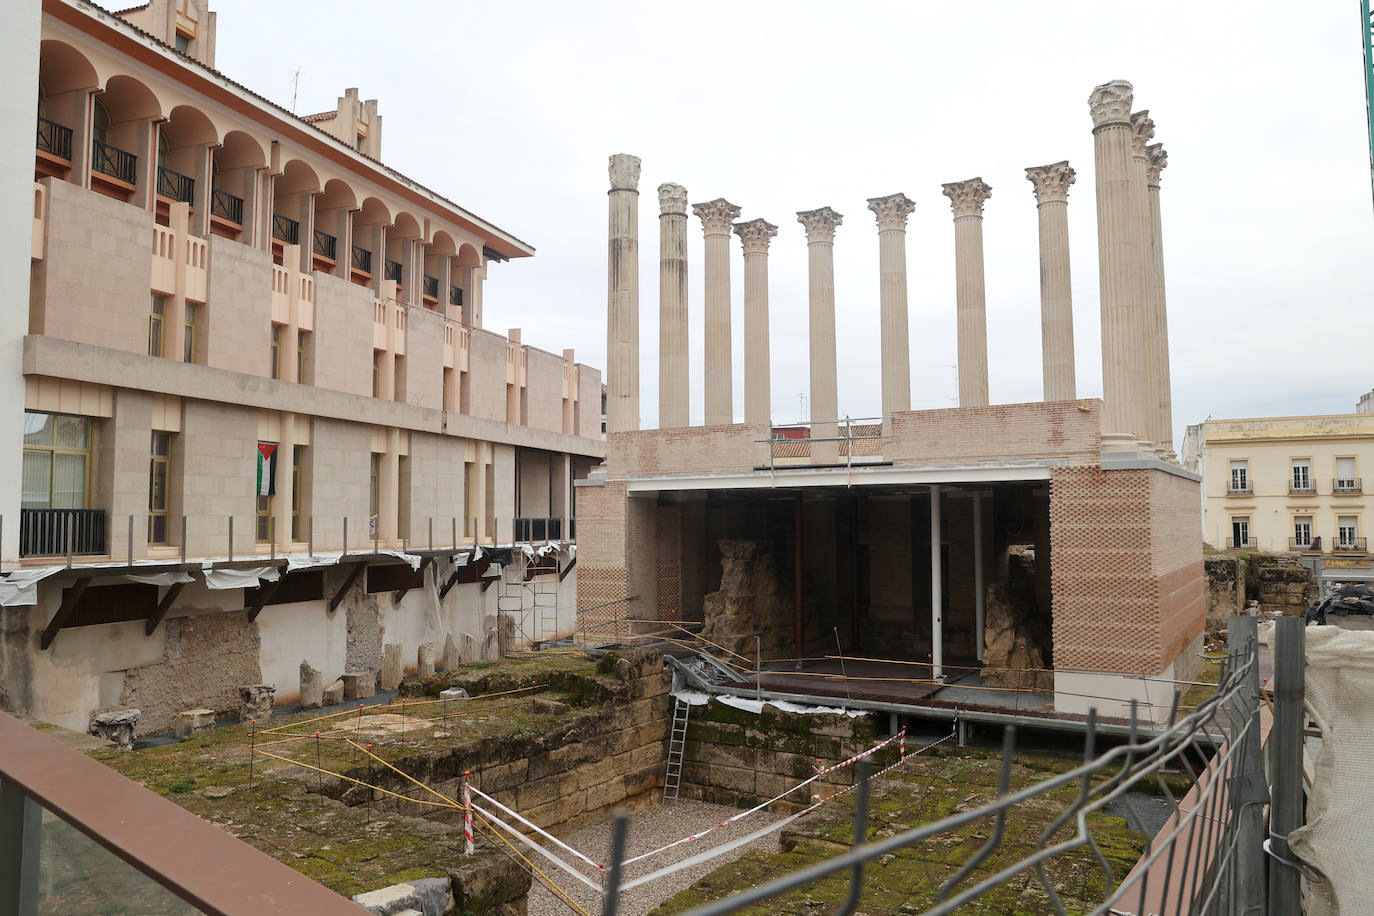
[525,800,784,916]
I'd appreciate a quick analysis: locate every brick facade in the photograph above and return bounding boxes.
[887,399,1103,467]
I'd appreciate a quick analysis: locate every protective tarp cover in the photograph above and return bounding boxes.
[201,566,282,590]
[671,689,868,718]
[1285,625,1374,915]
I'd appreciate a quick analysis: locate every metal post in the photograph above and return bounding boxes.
[756,635,762,703]
[793,492,803,666]
[373,520,379,554]
[228,516,234,563]
[127,514,133,568]
[428,517,433,553]
[1231,614,1268,916]
[270,517,276,561]
[462,773,474,856]
[65,522,72,569]
[452,517,457,551]
[180,516,187,566]
[308,516,313,559]
[973,491,985,662]
[0,778,42,916]
[602,810,630,916]
[930,484,943,681]
[343,517,349,557]
[1268,615,1305,913]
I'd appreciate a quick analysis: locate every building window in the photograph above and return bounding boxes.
[1294,517,1312,549]
[443,368,452,412]
[1228,460,1249,494]
[256,442,278,543]
[372,351,381,398]
[1291,459,1311,493]
[148,432,170,545]
[356,133,365,152]
[1339,516,1359,549]
[1336,457,1358,492]
[369,452,380,538]
[174,31,190,54]
[291,445,304,541]
[296,331,308,385]
[22,413,90,510]
[271,326,284,379]
[184,302,198,363]
[149,295,166,357]
[1231,516,1250,549]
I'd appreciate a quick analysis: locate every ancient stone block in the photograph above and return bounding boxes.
[441,632,460,671]
[530,697,568,716]
[517,772,577,811]
[342,671,375,700]
[174,708,215,741]
[322,678,345,706]
[299,661,323,710]
[708,763,756,795]
[450,854,532,912]
[417,643,436,678]
[89,708,140,750]
[584,775,627,811]
[380,643,403,690]
[353,876,452,916]
[238,684,276,722]
[439,687,469,700]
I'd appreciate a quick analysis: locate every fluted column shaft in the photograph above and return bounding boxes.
[694,198,741,426]
[1129,112,1156,443]
[798,207,843,463]
[735,219,778,427]
[1088,81,1144,438]
[657,183,689,429]
[942,178,993,408]
[1026,162,1077,401]
[606,154,640,433]
[1147,143,1173,450]
[868,193,916,430]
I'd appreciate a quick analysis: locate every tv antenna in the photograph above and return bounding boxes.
[290,68,304,114]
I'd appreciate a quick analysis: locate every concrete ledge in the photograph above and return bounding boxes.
[623,460,1059,494]
[1100,449,1202,482]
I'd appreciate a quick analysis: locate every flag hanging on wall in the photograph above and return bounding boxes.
[256,442,278,497]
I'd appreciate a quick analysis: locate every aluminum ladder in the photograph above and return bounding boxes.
[662,697,690,804]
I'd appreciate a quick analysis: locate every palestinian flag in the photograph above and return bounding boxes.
[256,442,278,497]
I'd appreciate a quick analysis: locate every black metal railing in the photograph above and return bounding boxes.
[1225,536,1256,550]
[272,212,299,245]
[1336,537,1368,552]
[1288,480,1316,496]
[155,165,195,203]
[313,229,336,261]
[1226,482,1252,495]
[210,187,243,225]
[91,140,137,184]
[423,275,439,299]
[384,259,402,284]
[20,508,107,558]
[450,285,463,307]
[1334,477,1363,494]
[351,245,372,274]
[514,517,563,542]
[1289,536,1321,552]
[36,117,73,160]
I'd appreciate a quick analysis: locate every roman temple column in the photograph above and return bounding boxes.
[606,153,640,433]
[941,178,993,407]
[1147,142,1174,453]
[1088,80,1145,442]
[733,218,778,427]
[693,198,742,426]
[658,183,690,429]
[1025,161,1077,401]
[867,193,916,430]
[1129,111,1157,443]
[797,206,844,463]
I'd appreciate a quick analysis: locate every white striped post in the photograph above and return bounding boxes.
[463,772,474,855]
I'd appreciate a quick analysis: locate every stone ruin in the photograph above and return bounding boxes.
[700,539,794,662]
[981,553,1054,692]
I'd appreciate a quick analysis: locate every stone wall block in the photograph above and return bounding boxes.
[380,643,403,690]
[299,661,323,710]
[417,643,435,678]
[238,684,276,722]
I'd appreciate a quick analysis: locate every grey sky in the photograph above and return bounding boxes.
[219,1,1374,440]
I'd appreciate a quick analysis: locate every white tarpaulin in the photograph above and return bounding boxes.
[201,566,281,590]
[124,571,194,587]
[0,567,62,606]
[671,689,868,718]
[286,551,342,573]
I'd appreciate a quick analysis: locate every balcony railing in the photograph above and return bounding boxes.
[423,275,439,299]
[351,245,372,274]
[1288,536,1322,552]
[1334,478,1363,494]
[155,165,195,203]
[313,229,337,261]
[1225,536,1256,550]
[36,117,73,160]
[1288,481,1316,496]
[1226,482,1252,496]
[384,259,402,284]
[210,187,243,225]
[91,140,137,184]
[1335,537,1368,553]
[515,517,563,543]
[20,508,107,558]
[272,212,299,245]
[450,285,463,307]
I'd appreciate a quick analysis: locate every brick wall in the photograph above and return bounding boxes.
[1150,471,1206,670]
[887,400,1103,467]
[605,423,769,479]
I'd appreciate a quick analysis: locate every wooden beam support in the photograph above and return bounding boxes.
[390,557,433,606]
[559,554,577,582]
[328,563,367,615]
[246,576,287,623]
[40,577,92,650]
[438,568,462,602]
[145,581,187,636]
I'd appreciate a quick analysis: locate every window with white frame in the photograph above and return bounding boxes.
[1229,460,1249,493]
[1292,459,1311,492]
[1294,517,1313,548]
[1339,516,1358,548]
[1232,516,1251,548]
[1336,457,1358,492]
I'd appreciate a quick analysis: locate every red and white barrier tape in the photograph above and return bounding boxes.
[470,785,605,872]
[470,803,603,891]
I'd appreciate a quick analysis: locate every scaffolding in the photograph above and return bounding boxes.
[496,548,565,652]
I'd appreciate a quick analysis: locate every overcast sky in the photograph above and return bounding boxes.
[219,1,1374,440]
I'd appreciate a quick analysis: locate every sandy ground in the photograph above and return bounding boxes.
[525,800,785,916]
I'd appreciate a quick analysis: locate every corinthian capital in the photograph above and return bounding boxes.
[941,177,992,218]
[658,182,688,216]
[1088,79,1134,127]
[1146,143,1168,187]
[692,198,742,236]
[1129,111,1154,157]
[733,218,778,254]
[1024,161,1075,205]
[608,153,640,192]
[866,193,916,231]
[796,206,844,243]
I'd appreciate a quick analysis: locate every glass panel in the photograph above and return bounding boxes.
[151,295,165,316]
[149,513,167,545]
[152,432,170,457]
[52,453,85,509]
[149,461,167,512]
[54,415,89,450]
[24,412,53,446]
[22,450,52,509]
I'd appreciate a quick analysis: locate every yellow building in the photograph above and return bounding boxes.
[1182,403,1374,587]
